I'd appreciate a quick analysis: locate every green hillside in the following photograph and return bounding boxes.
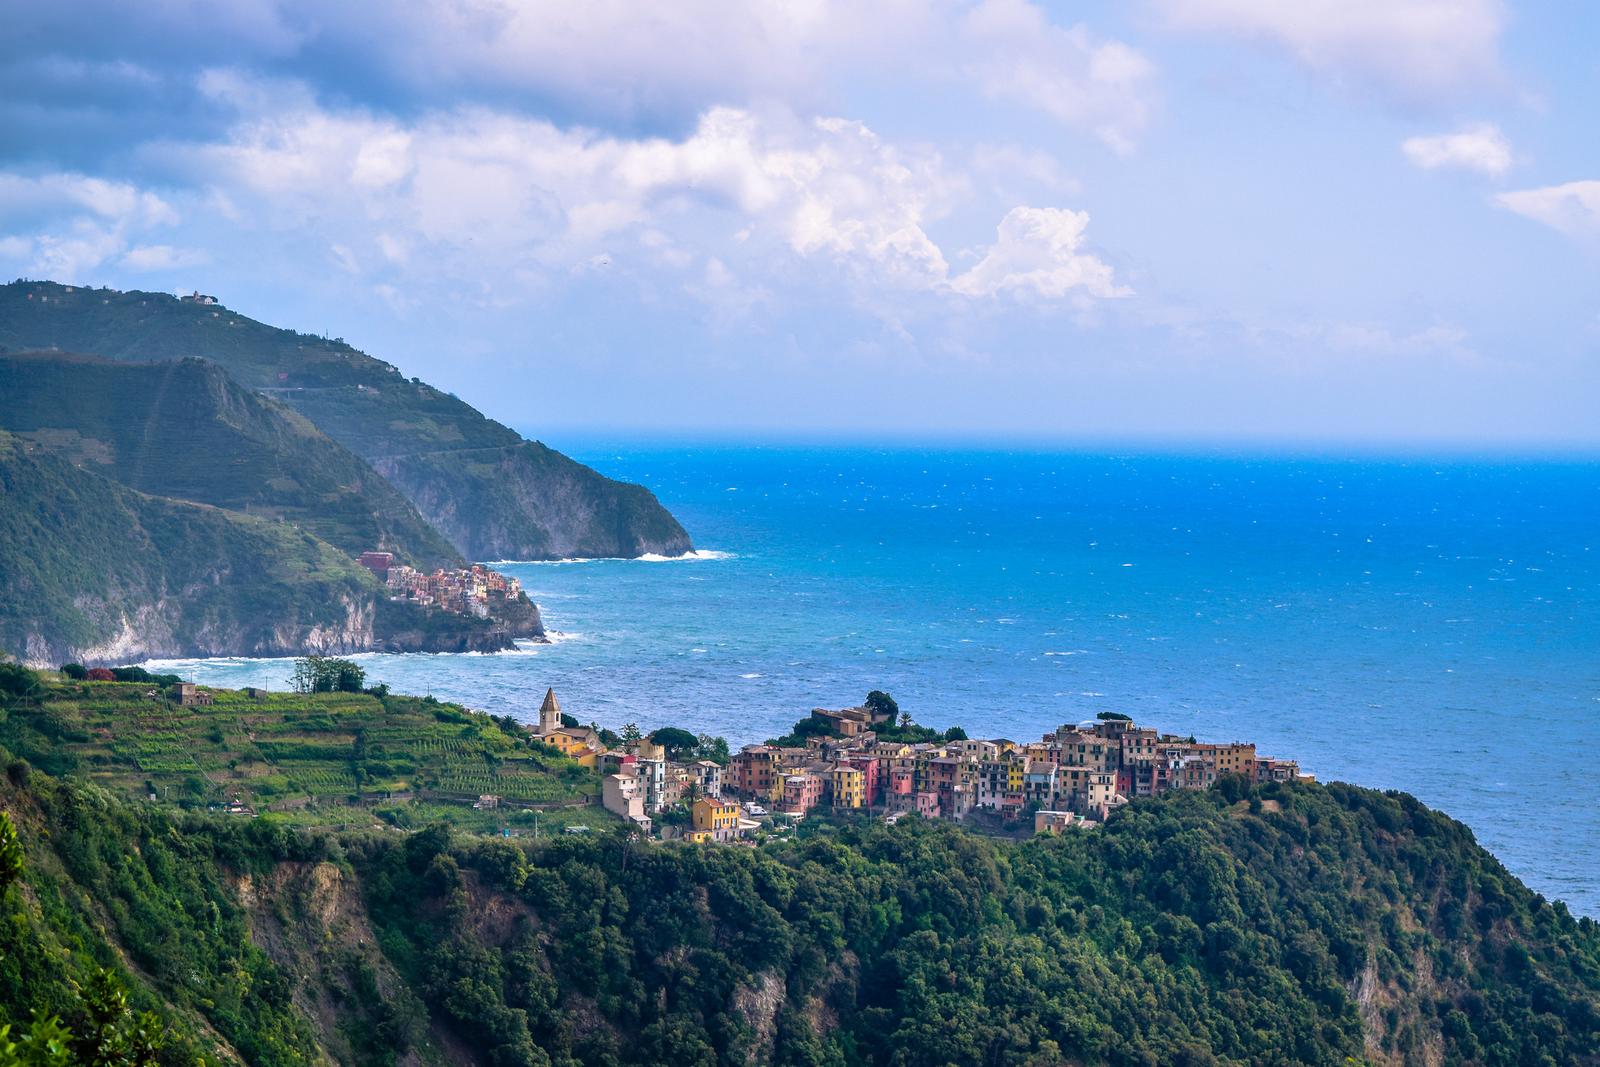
[0,351,460,568]
[0,433,536,666]
[0,689,1595,1067]
[0,677,599,817]
[0,431,381,666]
[0,281,692,560]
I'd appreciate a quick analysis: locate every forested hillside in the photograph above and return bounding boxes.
[0,351,460,568]
[0,675,1595,1067]
[0,282,692,561]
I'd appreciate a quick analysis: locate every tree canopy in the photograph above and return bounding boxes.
[864,689,898,719]
[289,655,366,694]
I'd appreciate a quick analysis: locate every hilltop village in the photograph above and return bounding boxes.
[358,551,525,618]
[525,689,1311,843]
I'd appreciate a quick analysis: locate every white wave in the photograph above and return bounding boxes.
[488,549,734,566]
[740,672,763,679]
[142,656,288,668]
[541,630,584,644]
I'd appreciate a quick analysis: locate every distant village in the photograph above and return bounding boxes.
[525,690,1312,843]
[358,551,523,618]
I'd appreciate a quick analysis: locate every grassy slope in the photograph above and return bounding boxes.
[0,281,692,560]
[0,350,461,568]
[0,431,380,665]
[0,679,599,813]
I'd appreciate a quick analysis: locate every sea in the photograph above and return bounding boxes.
[151,442,1600,916]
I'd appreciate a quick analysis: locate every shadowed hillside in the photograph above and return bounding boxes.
[0,282,692,561]
[0,350,461,568]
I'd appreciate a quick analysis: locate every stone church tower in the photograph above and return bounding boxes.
[538,688,562,734]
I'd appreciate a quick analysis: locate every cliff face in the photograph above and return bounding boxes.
[374,594,545,655]
[0,433,542,666]
[0,281,693,560]
[372,439,691,560]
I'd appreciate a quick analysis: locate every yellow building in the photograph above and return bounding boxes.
[542,727,600,766]
[831,765,865,809]
[692,797,742,842]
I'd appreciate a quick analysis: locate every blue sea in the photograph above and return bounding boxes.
[156,443,1600,915]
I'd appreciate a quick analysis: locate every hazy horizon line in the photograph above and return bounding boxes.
[518,425,1600,462]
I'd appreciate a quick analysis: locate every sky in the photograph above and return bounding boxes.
[1,1,1597,446]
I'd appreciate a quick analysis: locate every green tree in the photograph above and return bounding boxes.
[0,663,41,702]
[649,727,699,758]
[73,970,163,1067]
[865,690,898,720]
[695,733,731,765]
[290,655,367,693]
[0,811,24,895]
[620,723,642,747]
[0,1015,73,1067]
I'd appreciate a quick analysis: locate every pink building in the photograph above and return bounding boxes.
[841,755,882,805]
[781,772,823,814]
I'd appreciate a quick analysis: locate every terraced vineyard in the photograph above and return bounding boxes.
[0,677,603,820]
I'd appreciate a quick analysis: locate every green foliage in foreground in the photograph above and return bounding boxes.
[3,743,1598,1066]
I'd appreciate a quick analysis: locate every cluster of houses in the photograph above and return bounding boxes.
[726,705,1310,833]
[532,687,1310,842]
[358,552,524,617]
[732,703,1305,838]
[525,690,751,842]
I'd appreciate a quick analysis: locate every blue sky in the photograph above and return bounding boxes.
[2,1,1596,445]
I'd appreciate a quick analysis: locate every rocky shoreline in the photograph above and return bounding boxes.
[22,590,546,668]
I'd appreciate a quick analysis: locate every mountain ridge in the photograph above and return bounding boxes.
[0,349,463,568]
[0,281,693,561]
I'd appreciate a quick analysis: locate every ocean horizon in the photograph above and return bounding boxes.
[157,441,1600,916]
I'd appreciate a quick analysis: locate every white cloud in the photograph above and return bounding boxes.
[1496,181,1600,240]
[120,243,209,270]
[1154,0,1505,102]
[187,100,964,291]
[7,2,1155,149]
[0,172,176,228]
[962,0,1155,152]
[1321,321,1476,362]
[1401,123,1511,175]
[0,172,181,279]
[951,206,1129,300]
[168,86,1127,309]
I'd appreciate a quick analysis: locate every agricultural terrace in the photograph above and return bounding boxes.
[0,678,602,818]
